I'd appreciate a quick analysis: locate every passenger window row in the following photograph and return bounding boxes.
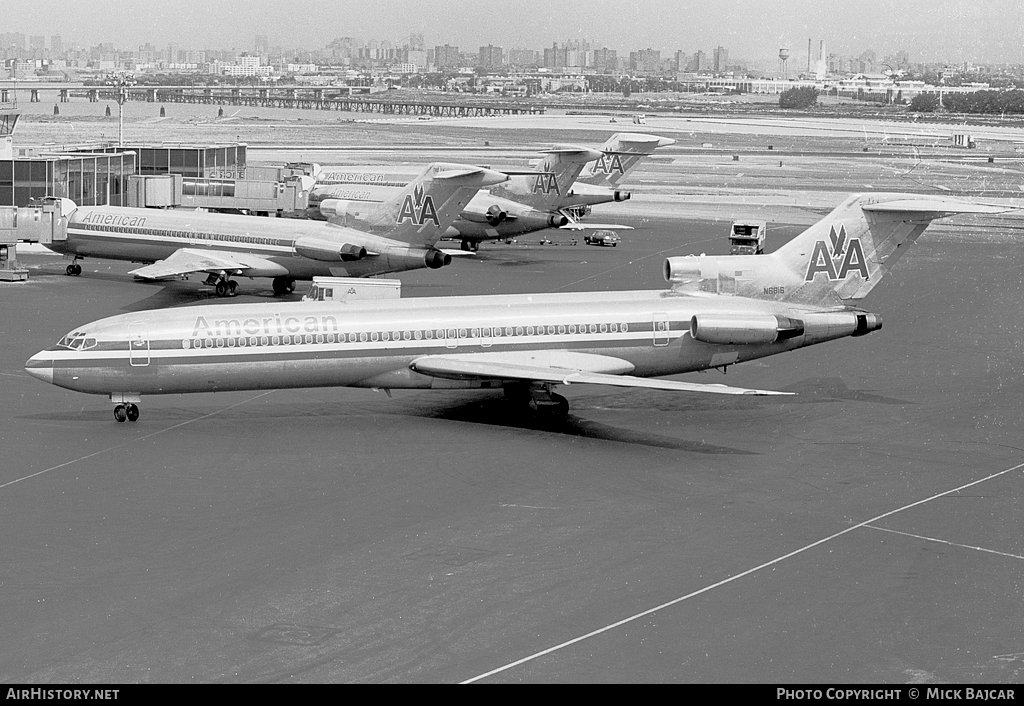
[78,222,285,247]
[180,322,631,350]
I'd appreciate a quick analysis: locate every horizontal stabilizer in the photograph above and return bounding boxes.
[609,133,677,148]
[862,199,1013,216]
[433,167,509,185]
[410,352,791,396]
[539,145,605,162]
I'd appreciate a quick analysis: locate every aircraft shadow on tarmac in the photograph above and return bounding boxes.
[388,392,757,454]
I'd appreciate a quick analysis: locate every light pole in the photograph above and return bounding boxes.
[105,72,136,147]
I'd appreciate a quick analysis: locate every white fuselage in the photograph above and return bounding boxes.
[26,289,861,398]
[49,205,441,278]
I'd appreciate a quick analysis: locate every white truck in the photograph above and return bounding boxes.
[302,277,402,302]
[728,221,766,255]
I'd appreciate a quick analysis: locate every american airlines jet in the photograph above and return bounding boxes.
[313,144,635,251]
[43,163,507,296]
[26,194,1004,424]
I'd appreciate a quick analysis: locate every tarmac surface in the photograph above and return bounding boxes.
[2,112,1024,683]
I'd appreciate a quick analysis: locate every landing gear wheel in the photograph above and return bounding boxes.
[215,280,229,297]
[228,280,238,297]
[66,263,82,276]
[461,239,472,252]
[527,392,569,421]
[125,403,140,422]
[272,276,295,295]
[113,405,127,423]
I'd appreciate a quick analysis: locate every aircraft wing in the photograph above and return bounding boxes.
[127,248,289,280]
[409,351,791,396]
[559,222,634,231]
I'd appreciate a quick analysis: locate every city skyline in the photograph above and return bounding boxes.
[2,0,1021,66]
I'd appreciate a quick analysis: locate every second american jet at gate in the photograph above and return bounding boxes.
[310,140,654,251]
[25,193,1007,424]
[42,163,507,296]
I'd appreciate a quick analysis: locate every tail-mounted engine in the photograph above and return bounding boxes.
[485,205,507,226]
[293,237,367,262]
[690,313,805,345]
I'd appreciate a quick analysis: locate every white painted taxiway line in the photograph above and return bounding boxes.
[0,392,277,491]
[865,524,1024,562]
[461,460,1024,684]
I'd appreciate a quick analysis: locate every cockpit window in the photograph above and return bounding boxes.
[57,333,97,350]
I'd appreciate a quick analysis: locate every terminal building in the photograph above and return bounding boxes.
[0,121,314,281]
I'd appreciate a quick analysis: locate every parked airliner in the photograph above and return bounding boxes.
[43,163,507,296]
[312,143,640,251]
[26,194,1004,423]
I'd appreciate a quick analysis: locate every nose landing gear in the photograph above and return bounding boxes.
[113,403,140,423]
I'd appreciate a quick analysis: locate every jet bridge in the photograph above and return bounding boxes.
[127,172,313,216]
[0,198,70,281]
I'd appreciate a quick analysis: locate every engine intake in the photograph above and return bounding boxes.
[424,249,452,269]
[485,205,507,226]
[690,313,804,345]
[613,190,631,202]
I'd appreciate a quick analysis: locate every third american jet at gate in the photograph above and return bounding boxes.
[25,194,1007,423]
[42,163,506,296]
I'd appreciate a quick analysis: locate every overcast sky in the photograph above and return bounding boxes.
[5,0,1022,65]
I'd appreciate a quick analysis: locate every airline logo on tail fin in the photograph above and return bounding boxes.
[532,173,561,195]
[397,184,440,226]
[804,224,869,282]
[592,154,626,176]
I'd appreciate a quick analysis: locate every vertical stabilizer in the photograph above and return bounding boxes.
[489,145,602,211]
[664,193,1008,307]
[578,133,675,188]
[344,163,508,246]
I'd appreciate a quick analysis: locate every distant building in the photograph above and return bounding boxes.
[507,48,539,67]
[434,44,460,69]
[691,50,707,72]
[478,45,504,69]
[713,46,729,73]
[592,47,617,73]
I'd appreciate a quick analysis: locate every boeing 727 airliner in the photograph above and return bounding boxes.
[26,194,1005,423]
[43,163,507,296]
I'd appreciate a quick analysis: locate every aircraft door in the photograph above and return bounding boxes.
[652,312,670,346]
[128,322,150,366]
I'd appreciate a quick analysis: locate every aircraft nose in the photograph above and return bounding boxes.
[25,352,54,384]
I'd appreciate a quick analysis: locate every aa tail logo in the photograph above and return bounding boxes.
[593,154,625,175]
[397,184,440,226]
[532,173,560,195]
[804,224,869,282]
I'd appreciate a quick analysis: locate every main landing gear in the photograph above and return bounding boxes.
[113,403,140,423]
[272,275,296,295]
[505,383,569,421]
[460,239,480,252]
[205,272,241,297]
[204,272,239,297]
[65,259,82,276]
